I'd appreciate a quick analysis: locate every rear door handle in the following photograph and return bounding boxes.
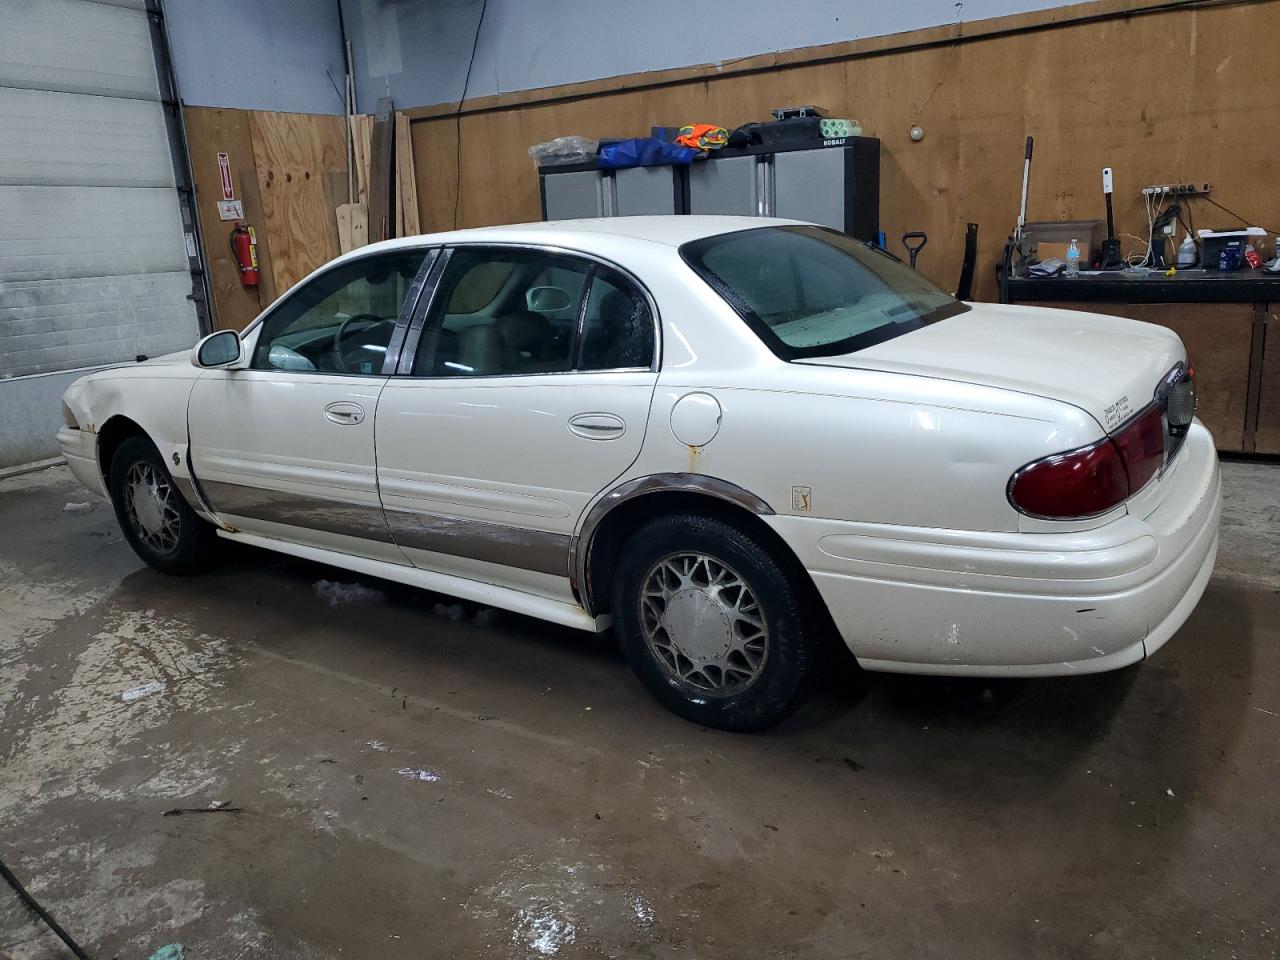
[568,412,625,440]
[324,401,366,425]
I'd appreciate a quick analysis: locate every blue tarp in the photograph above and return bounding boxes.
[597,138,700,170]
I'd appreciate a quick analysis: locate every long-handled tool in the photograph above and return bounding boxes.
[902,232,928,269]
[1014,136,1033,255]
[998,136,1034,303]
[1098,166,1123,270]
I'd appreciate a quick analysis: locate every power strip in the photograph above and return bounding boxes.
[1141,182,1212,198]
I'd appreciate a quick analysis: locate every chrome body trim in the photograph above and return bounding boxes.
[386,508,571,576]
[200,480,395,543]
[395,249,451,376]
[381,248,441,375]
[571,473,776,616]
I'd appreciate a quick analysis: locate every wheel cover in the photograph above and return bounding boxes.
[638,552,769,697]
[124,461,181,555]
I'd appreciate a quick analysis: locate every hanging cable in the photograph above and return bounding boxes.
[1197,195,1279,236]
[0,854,93,959]
[453,0,489,230]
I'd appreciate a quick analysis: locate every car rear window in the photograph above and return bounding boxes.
[680,225,969,360]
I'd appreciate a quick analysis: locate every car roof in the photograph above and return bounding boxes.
[339,215,808,264]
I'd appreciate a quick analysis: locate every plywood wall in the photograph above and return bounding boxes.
[187,106,428,331]
[410,1,1279,302]
[185,107,349,331]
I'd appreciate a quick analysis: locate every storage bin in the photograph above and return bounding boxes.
[1198,227,1266,270]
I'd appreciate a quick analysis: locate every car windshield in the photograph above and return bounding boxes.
[680,225,969,359]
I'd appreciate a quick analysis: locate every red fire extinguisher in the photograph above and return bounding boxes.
[229,222,260,287]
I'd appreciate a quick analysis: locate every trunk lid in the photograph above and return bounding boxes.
[797,302,1185,431]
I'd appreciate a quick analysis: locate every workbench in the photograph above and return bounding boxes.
[1003,271,1280,454]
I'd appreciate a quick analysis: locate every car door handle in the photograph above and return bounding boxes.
[324,401,366,425]
[568,413,625,440]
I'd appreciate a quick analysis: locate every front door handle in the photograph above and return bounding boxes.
[568,412,625,440]
[324,401,366,425]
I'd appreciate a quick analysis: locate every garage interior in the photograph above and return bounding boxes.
[2,0,1279,957]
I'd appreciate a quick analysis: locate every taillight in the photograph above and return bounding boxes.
[1008,439,1129,519]
[1009,404,1166,520]
[1111,404,1165,492]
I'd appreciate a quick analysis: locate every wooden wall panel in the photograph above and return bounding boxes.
[1255,308,1280,455]
[247,110,349,294]
[410,1,1280,304]
[1025,301,1254,451]
[183,107,276,331]
[186,106,353,328]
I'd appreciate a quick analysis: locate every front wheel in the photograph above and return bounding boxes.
[611,513,814,731]
[107,436,212,575]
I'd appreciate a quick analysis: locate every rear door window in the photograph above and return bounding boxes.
[412,247,655,377]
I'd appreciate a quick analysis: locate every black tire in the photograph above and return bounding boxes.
[107,435,212,575]
[611,512,814,731]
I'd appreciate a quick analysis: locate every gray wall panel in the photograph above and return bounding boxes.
[0,369,93,468]
[341,0,1074,113]
[161,0,345,115]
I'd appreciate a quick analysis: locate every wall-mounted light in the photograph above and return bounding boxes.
[909,125,925,142]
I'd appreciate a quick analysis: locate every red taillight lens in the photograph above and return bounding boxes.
[1111,404,1165,492]
[1008,440,1130,519]
[1009,404,1167,520]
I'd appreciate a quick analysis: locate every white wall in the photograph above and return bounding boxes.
[159,0,1081,115]
[343,0,1076,113]
[164,0,346,115]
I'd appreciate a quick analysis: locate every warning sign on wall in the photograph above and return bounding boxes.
[217,152,234,201]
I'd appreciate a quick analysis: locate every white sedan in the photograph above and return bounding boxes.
[57,216,1221,730]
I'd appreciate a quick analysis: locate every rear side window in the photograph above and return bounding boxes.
[412,246,655,377]
[578,271,654,371]
[681,225,968,360]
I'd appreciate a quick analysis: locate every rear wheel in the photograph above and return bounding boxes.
[107,436,211,574]
[611,513,814,731]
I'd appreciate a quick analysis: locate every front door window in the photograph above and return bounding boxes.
[252,251,427,375]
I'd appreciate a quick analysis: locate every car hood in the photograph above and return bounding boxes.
[796,302,1185,431]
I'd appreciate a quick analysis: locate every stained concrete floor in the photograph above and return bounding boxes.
[0,462,1277,960]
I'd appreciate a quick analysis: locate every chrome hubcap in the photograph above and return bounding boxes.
[124,461,180,554]
[638,552,768,697]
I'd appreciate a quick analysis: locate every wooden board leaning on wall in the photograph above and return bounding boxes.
[407,0,1280,305]
[184,106,422,332]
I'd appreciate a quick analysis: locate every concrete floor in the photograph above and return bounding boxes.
[1,462,1277,960]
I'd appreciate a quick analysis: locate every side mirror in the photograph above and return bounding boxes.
[192,330,243,369]
[526,286,572,313]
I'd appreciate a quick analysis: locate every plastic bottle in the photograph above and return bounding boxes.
[1065,238,1081,277]
[1177,233,1198,268]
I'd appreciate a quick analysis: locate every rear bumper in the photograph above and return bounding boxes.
[55,426,106,498]
[769,422,1221,676]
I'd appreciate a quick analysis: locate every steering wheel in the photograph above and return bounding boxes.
[332,313,386,373]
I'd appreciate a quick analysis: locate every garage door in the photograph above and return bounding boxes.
[0,0,199,467]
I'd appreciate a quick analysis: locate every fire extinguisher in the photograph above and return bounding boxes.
[229,222,260,287]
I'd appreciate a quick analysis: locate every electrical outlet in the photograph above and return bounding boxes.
[1141,182,1212,198]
